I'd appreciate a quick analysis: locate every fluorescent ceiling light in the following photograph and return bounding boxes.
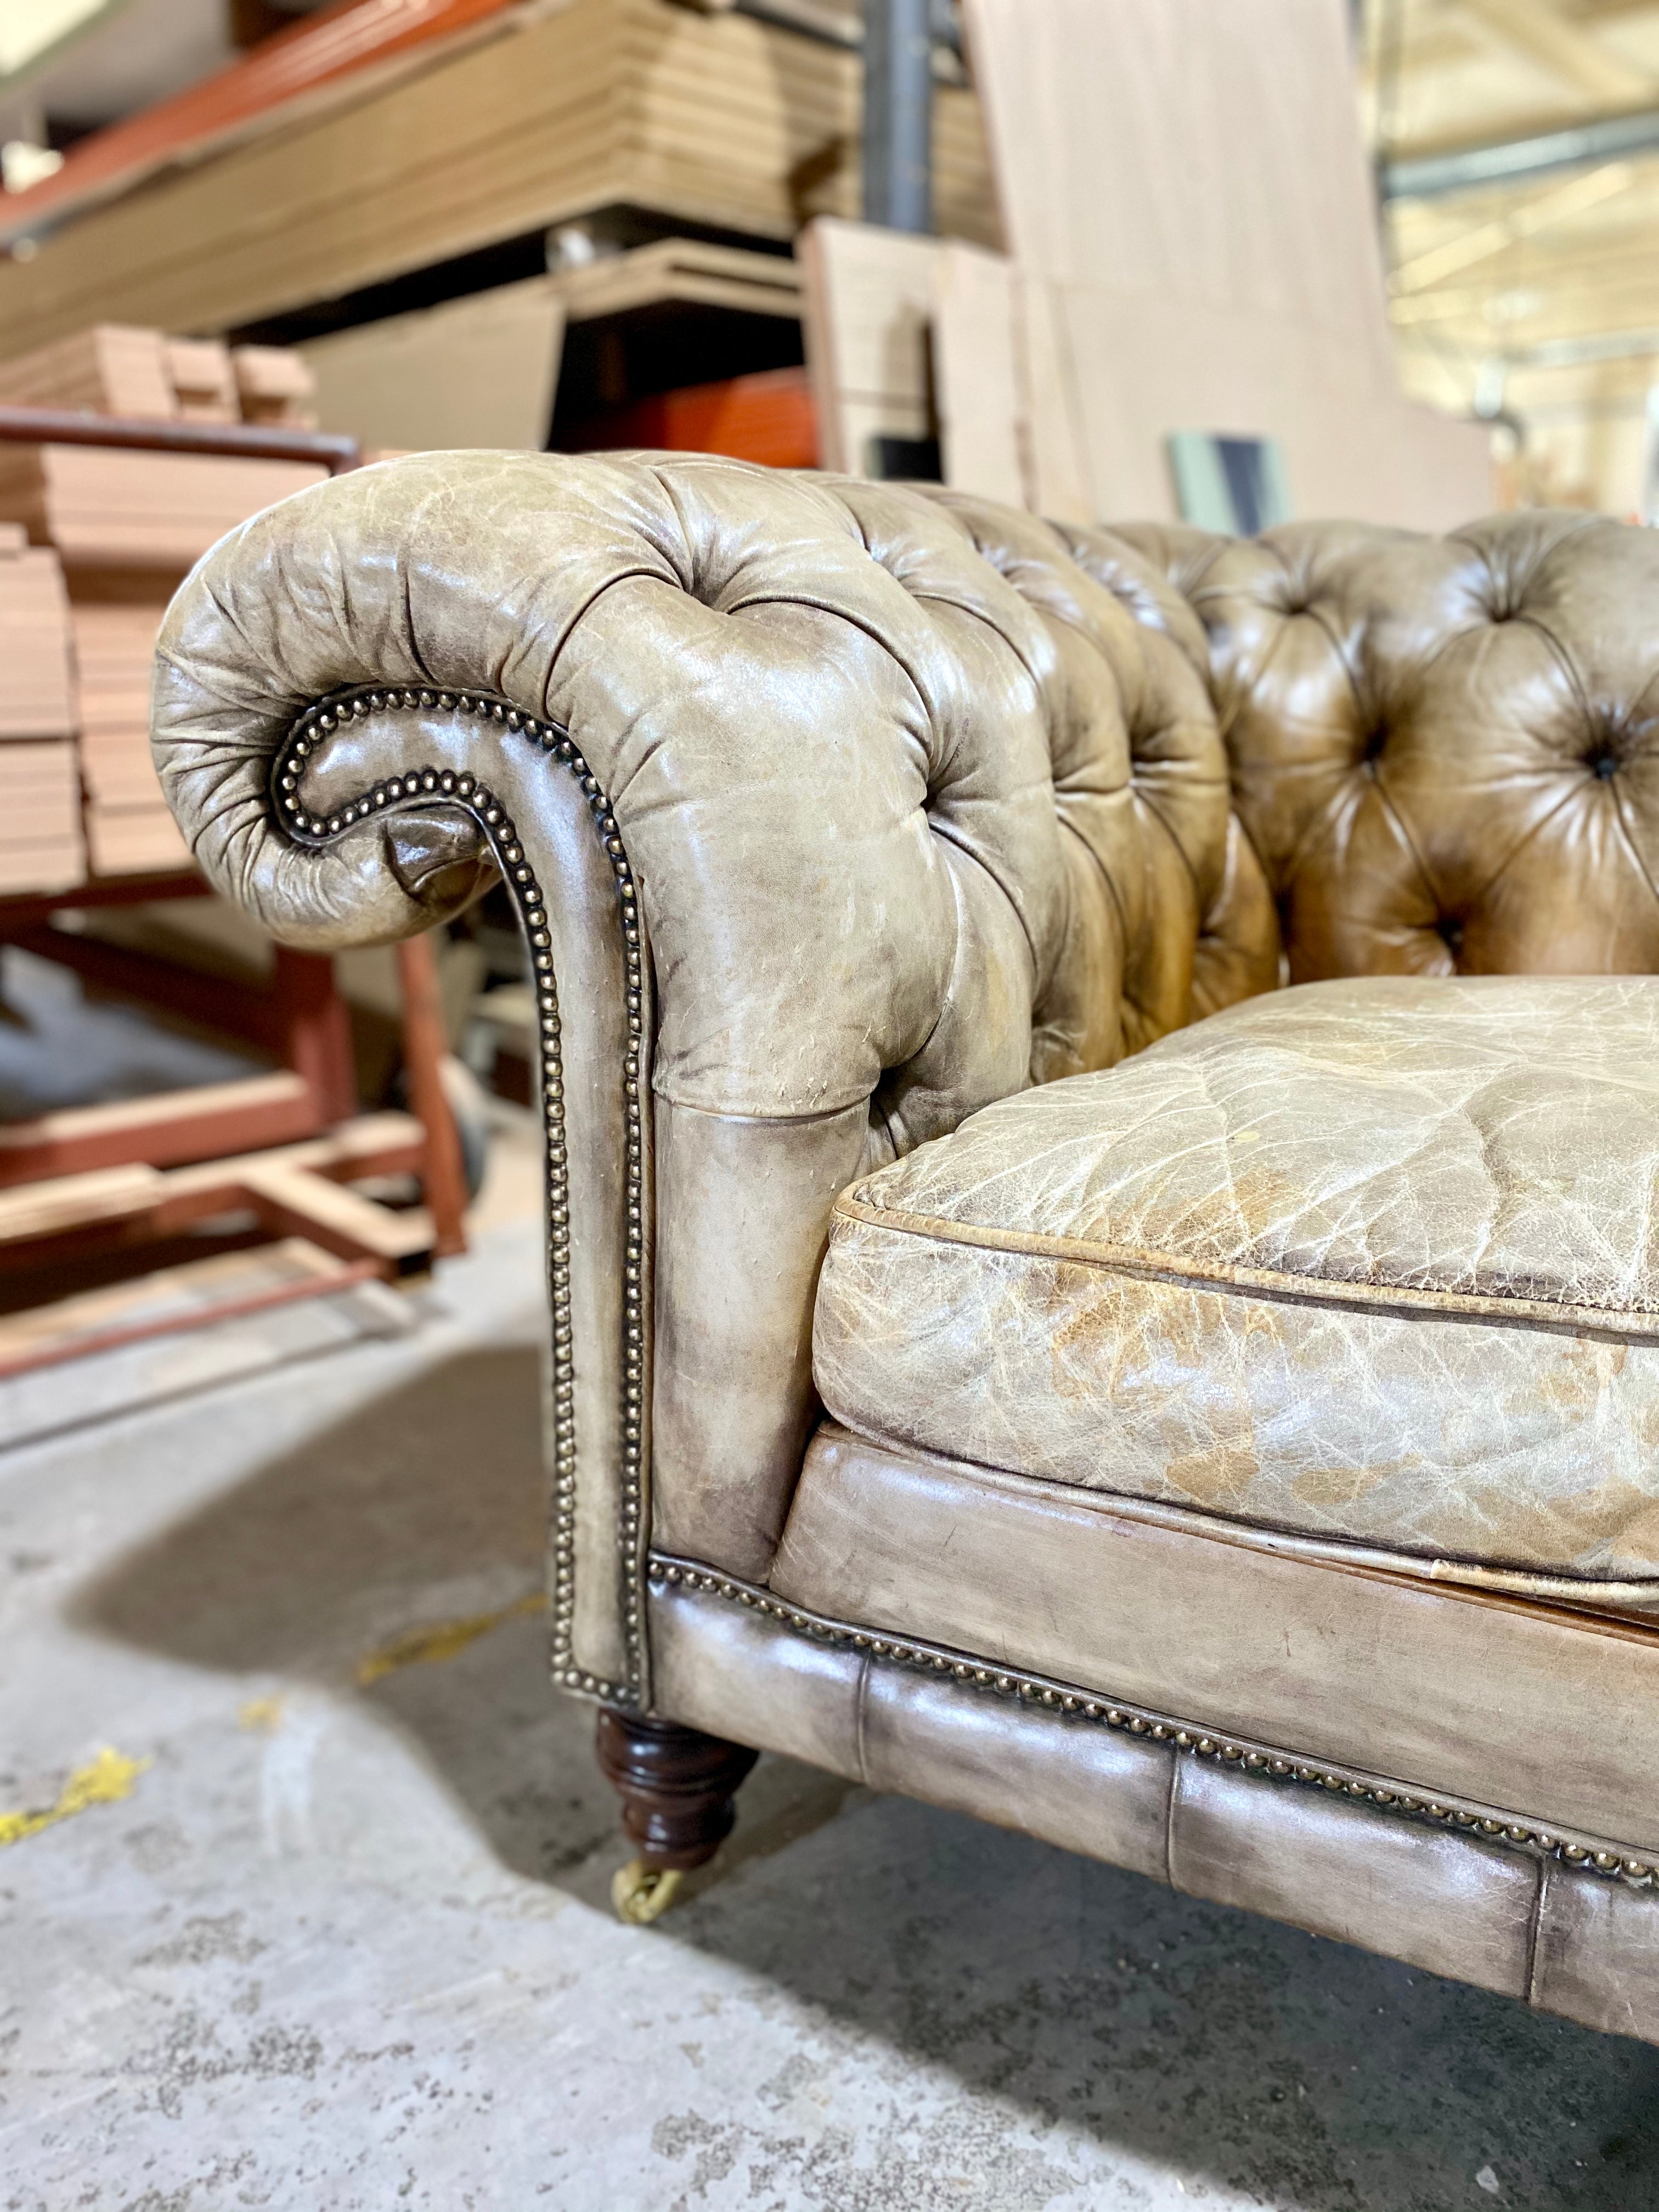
[1,141,64,191]
[0,0,121,83]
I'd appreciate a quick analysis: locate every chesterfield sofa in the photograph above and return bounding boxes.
[152,453,1659,2045]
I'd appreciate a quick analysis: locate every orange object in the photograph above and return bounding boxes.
[567,368,819,470]
[0,0,519,245]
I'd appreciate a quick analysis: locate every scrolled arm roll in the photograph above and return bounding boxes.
[153,448,1257,1705]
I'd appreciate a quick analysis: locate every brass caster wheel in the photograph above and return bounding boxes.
[612,1857,685,1925]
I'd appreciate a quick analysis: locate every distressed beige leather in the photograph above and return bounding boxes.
[651,1576,1659,2041]
[819,974,1659,1590]
[1114,511,1659,981]
[769,1422,1659,1855]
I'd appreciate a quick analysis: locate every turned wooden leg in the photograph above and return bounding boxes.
[596,1708,758,1923]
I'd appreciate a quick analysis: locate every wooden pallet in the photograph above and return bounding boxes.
[0,1113,434,1278]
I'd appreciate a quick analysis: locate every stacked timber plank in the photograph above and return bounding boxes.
[0,348,326,883]
[70,599,189,876]
[232,345,319,429]
[0,326,177,419]
[0,444,325,571]
[0,323,317,428]
[0,0,995,358]
[0,523,74,740]
[164,338,240,424]
[0,522,83,895]
[0,441,324,883]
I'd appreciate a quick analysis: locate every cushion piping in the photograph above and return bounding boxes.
[833,1192,1659,1341]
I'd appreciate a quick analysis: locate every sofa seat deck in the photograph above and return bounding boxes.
[813,972,1659,1600]
[764,1423,1659,1863]
[647,1572,1659,2044]
[777,971,1659,1867]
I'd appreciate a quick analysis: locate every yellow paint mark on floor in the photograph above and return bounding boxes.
[0,1747,151,1849]
[356,1590,545,1687]
[238,1696,286,1733]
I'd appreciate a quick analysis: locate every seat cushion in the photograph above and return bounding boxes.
[812,975,1659,1601]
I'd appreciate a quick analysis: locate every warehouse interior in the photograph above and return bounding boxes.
[4,2,1659,2206]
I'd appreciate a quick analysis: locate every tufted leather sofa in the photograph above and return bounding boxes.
[152,454,1659,2043]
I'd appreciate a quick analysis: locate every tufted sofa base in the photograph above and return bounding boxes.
[770,1424,1659,1860]
[648,1573,1659,2043]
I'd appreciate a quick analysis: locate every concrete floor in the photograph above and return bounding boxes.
[4,1217,1658,2212]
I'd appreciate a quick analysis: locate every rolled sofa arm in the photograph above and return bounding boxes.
[152,450,1273,1708]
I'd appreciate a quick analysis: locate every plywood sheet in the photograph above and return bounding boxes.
[963,0,1493,529]
[797,218,938,476]
[302,279,567,453]
[798,217,1028,499]
[932,240,1026,508]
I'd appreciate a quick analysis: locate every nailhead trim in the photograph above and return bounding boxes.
[273,684,648,1706]
[648,1555,1658,1888]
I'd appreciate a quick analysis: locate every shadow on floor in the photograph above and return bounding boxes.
[75,1345,1659,2212]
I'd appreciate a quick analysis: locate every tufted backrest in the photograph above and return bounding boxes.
[1109,511,1659,981]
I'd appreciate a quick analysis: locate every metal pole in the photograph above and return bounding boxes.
[862,0,932,232]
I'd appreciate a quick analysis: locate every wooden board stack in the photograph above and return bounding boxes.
[164,338,239,423]
[70,600,190,877]
[0,320,326,883]
[0,447,325,881]
[0,1,996,359]
[0,323,317,428]
[0,522,83,894]
[0,326,176,419]
[0,445,325,571]
[232,346,318,430]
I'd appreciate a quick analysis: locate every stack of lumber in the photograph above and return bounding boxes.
[0,322,317,427]
[0,326,176,419]
[232,345,317,429]
[164,337,239,423]
[0,747,83,897]
[0,523,75,738]
[0,522,83,895]
[70,599,189,877]
[0,0,995,359]
[0,441,323,883]
[0,444,325,571]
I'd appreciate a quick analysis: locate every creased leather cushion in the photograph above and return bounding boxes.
[815,974,1659,1594]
